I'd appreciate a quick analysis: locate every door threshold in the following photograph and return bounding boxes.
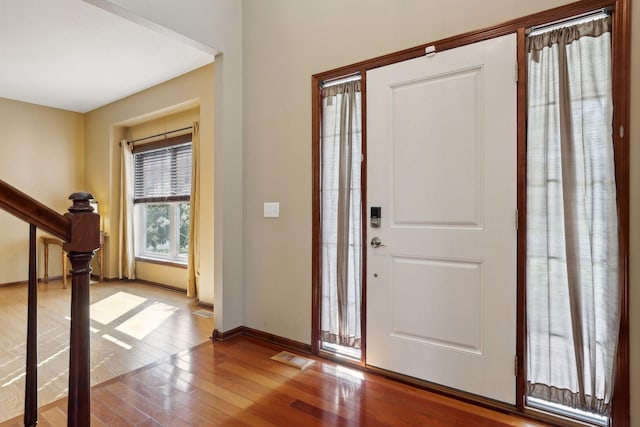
[321,342,361,361]
[527,397,608,426]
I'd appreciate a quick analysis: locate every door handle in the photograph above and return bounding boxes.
[370,237,385,248]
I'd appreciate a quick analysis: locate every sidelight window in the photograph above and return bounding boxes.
[525,14,619,423]
[319,76,363,358]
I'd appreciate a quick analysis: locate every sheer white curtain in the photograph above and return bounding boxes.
[187,122,200,297]
[320,80,362,348]
[119,140,136,279]
[526,17,619,415]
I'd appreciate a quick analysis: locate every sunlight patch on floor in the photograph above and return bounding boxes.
[90,291,147,325]
[2,370,25,387]
[38,346,69,368]
[102,334,132,350]
[0,355,21,369]
[0,281,213,424]
[39,369,68,393]
[115,302,178,340]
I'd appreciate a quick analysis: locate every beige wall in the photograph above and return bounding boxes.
[242,0,640,425]
[135,262,186,289]
[242,0,581,345]
[106,0,245,333]
[0,97,84,283]
[84,64,214,303]
[3,0,637,422]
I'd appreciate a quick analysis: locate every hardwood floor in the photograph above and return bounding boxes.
[1,336,551,426]
[0,280,551,426]
[0,280,213,423]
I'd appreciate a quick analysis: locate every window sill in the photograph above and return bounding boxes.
[135,257,188,269]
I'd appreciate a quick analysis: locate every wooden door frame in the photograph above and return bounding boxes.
[311,0,630,424]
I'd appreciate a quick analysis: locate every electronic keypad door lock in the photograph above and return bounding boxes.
[370,206,381,227]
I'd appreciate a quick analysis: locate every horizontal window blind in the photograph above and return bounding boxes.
[134,142,192,203]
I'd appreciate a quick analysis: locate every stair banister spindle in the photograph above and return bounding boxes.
[24,224,38,427]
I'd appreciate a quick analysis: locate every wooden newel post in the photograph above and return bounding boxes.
[63,193,100,427]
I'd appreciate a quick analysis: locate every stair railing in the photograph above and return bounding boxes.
[0,179,99,427]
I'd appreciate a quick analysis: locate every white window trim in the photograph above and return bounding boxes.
[134,201,189,264]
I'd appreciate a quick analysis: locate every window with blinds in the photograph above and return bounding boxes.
[134,142,192,203]
[133,134,192,262]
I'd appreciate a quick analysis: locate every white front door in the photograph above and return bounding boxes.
[366,34,517,404]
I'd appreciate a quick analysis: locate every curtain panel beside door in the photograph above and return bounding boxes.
[320,80,362,349]
[526,17,620,415]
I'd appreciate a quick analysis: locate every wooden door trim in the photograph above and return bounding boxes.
[311,1,630,425]
[312,0,616,83]
[515,26,528,413]
[610,0,631,425]
[311,74,321,356]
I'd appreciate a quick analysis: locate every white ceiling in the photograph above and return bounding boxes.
[0,0,216,113]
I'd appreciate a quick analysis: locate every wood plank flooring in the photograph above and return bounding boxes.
[1,337,551,426]
[0,280,551,426]
[0,280,213,423]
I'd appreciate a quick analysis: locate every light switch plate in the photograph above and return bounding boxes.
[264,202,280,218]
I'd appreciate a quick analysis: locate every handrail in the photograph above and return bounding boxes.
[0,180,71,241]
[0,178,99,427]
